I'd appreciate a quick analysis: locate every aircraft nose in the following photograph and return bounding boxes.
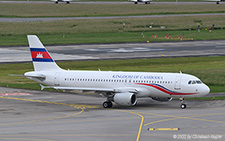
[202,84,210,95]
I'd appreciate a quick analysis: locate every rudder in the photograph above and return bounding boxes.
[27,35,61,71]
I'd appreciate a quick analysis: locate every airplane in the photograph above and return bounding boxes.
[205,0,225,4]
[129,0,152,4]
[23,35,210,109]
[52,0,72,4]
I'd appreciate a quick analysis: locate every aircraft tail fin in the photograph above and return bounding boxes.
[27,35,61,71]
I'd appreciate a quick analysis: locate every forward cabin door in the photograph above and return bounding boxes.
[174,76,181,90]
[54,72,60,86]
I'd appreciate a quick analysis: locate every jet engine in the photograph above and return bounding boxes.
[113,93,137,106]
[151,97,173,102]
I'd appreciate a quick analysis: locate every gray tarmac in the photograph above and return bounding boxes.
[0,1,224,22]
[1,40,225,63]
[1,13,225,22]
[0,87,225,141]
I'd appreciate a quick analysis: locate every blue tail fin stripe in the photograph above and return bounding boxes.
[30,48,47,52]
[32,58,54,62]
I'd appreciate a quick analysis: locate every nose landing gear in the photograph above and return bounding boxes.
[180,97,187,109]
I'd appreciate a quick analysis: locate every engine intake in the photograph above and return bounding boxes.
[113,93,137,106]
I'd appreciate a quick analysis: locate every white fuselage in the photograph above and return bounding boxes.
[25,35,210,108]
[26,69,210,98]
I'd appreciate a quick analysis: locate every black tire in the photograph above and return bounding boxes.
[216,1,219,4]
[180,104,186,109]
[134,2,138,4]
[55,1,58,4]
[103,101,113,108]
[66,1,70,4]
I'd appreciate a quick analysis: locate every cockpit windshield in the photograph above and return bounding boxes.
[188,80,202,85]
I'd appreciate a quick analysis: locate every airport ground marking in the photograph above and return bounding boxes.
[144,117,179,127]
[0,96,97,109]
[0,96,98,126]
[140,112,225,127]
[0,134,136,138]
[148,128,179,131]
[115,109,144,141]
[0,93,33,96]
[0,137,54,141]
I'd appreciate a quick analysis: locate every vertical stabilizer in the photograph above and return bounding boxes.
[27,35,61,71]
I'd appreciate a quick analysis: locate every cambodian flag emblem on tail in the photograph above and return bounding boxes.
[30,48,54,62]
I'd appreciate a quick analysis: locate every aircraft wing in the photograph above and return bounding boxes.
[44,86,138,94]
[53,86,115,92]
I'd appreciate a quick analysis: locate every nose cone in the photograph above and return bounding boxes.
[202,84,210,95]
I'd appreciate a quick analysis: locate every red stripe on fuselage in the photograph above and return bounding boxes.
[31,51,51,59]
[136,83,198,95]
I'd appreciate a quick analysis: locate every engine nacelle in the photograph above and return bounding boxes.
[151,97,173,102]
[113,93,137,106]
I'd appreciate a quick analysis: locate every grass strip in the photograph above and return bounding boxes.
[0,3,225,18]
[0,15,225,46]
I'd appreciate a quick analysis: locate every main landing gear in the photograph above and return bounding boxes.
[103,101,113,108]
[180,97,186,109]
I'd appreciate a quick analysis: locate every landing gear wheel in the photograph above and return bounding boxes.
[103,101,113,108]
[179,97,187,109]
[180,104,186,109]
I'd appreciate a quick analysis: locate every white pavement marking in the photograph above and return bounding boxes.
[0,93,33,96]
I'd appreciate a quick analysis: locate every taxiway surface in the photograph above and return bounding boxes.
[1,13,225,22]
[0,87,224,141]
[1,40,225,63]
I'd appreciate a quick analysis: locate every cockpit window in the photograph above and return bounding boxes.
[196,80,202,84]
[188,80,202,85]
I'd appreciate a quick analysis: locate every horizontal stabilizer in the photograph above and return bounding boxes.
[9,74,45,79]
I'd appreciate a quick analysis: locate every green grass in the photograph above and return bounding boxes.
[0,3,225,46]
[0,3,225,18]
[1,15,225,46]
[1,28,225,46]
[1,56,225,93]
